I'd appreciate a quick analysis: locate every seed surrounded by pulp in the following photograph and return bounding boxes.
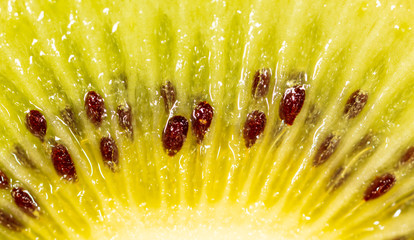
[191,101,214,143]
[0,210,23,232]
[85,91,106,127]
[400,146,414,165]
[252,68,271,99]
[162,116,189,156]
[314,134,341,167]
[25,110,47,141]
[61,107,79,135]
[51,144,77,181]
[344,89,368,119]
[11,187,39,218]
[243,110,267,148]
[364,173,396,201]
[117,104,133,137]
[279,85,306,125]
[100,137,119,171]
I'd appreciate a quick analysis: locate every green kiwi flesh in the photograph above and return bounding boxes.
[0,0,414,239]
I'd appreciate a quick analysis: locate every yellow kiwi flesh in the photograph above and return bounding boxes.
[0,0,414,239]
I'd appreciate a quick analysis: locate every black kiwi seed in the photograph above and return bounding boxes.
[191,101,214,143]
[313,134,341,167]
[0,169,10,189]
[117,104,133,137]
[252,68,271,99]
[61,107,79,135]
[400,146,414,165]
[279,85,306,125]
[100,137,119,171]
[11,187,39,218]
[243,110,267,148]
[364,173,396,201]
[25,110,47,141]
[344,89,368,119]
[51,144,77,182]
[0,210,23,232]
[85,91,106,127]
[160,81,177,112]
[162,116,189,156]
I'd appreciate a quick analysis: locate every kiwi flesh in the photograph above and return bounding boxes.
[0,0,413,239]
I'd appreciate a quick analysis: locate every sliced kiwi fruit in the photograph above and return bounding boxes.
[0,0,413,239]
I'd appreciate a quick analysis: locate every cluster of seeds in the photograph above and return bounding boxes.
[160,82,214,156]
[314,89,369,167]
[0,67,405,233]
[0,89,126,229]
[242,69,271,148]
[85,91,121,171]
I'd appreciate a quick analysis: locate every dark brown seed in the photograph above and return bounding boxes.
[0,170,9,189]
[344,89,368,119]
[364,173,396,201]
[25,110,47,141]
[85,91,106,127]
[400,146,414,165]
[100,137,119,171]
[61,107,79,135]
[252,68,271,99]
[160,81,177,112]
[13,145,36,169]
[243,110,267,148]
[0,210,24,232]
[11,187,39,218]
[279,85,306,125]
[51,144,77,181]
[313,134,341,166]
[162,116,189,156]
[191,101,214,143]
[117,104,133,137]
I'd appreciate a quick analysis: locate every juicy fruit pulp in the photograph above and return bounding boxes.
[0,0,413,239]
